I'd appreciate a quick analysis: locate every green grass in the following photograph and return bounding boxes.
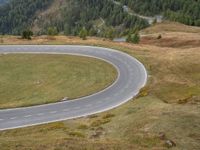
[0,54,117,108]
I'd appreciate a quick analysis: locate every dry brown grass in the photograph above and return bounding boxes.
[140,21,200,48]
[140,32,200,48]
[141,21,200,34]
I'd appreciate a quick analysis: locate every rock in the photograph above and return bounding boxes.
[165,140,176,148]
[158,132,166,140]
[90,131,102,139]
[61,97,68,101]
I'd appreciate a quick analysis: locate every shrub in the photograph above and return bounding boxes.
[22,30,33,40]
[79,28,87,40]
[126,32,140,44]
[47,27,58,36]
[157,34,162,39]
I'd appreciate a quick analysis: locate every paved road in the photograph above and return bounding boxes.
[0,45,147,131]
[112,0,163,24]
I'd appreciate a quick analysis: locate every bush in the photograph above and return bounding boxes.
[47,27,58,36]
[126,32,140,44]
[79,28,88,40]
[136,87,149,98]
[157,34,162,39]
[106,28,115,40]
[22,30,33,40]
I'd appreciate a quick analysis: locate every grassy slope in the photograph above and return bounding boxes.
[140,21,200,48]
[0,22,200,149]
[0,54,117,108]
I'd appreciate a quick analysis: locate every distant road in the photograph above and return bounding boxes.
[112,0,163,24]
[0,45,147,130]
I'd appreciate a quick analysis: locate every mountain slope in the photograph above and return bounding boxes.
[0,0,53,34]
[116,0,200,26]
[0,0,148,35]
[1,0,200,36]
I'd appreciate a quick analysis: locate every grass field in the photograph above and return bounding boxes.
[0,22,199,149]
[0,54,117,108]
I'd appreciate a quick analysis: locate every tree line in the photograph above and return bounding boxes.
[0,0,53,34]
[0,0,149,38]
[116,0,200,26]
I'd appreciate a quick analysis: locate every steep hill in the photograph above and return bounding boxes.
[1,0,200,36]
[116,0,200,26]
[0,0,54,34]
[0,0,148,36]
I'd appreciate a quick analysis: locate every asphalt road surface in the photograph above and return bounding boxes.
[0,45,147,131]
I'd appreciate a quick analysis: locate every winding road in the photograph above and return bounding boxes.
[0,45,147,131]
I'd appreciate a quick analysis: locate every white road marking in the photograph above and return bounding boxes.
[24,115,32,118]
[37,113,44,116]
[62,109,69,112]
[0,119,3,121]
[10,117,17,120]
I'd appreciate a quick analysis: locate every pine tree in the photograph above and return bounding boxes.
[22,30,33,40]
[126,33,132,42]
[47,27,58,36]
[79,28,87,40]
[126,32,140,44]
[131,33,140,44]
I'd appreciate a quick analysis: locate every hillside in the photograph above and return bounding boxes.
[1,0,200,36]
[0,0,148,36]
[116,0,200,26]
[0,0,54,34]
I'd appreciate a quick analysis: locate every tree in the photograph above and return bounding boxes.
[88,28,97,36]
[79,28,87,40]
[47,27,58,36]
[64,24,71,35]
[22,30,33,40]
[126,32,140,44]
[126,33,132,42]
[106,28,115,40]
[131,33,140,44]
